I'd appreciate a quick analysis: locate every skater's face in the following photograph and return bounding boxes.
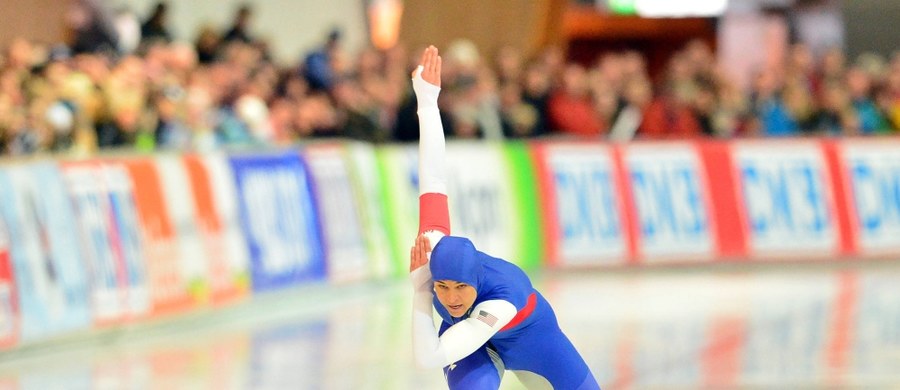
[434,280,477,317]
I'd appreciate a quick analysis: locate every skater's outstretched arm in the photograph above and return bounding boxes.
[414,45,449,245]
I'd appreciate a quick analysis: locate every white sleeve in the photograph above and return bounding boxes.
[413,65,447,196]
[411,298,517,369]
[422,230,445,249]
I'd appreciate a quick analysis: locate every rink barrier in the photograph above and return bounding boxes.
[537,139,900,266]
[0,138,899,351]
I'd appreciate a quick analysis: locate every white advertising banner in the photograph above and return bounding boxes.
[444,142,520,264]
[546,144,626,266]
[623,144,714,262]
[733,142,838,257]
[305,145,370,284]
[840,142,900,254]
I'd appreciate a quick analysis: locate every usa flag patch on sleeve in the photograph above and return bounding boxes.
[476,310,498,327]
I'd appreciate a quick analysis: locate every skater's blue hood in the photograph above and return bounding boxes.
[429,236,483,290]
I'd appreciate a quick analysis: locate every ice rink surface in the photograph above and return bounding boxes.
[1,260,898,389]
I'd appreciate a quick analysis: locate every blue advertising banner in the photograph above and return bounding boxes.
[0,164,91,341]
[229,152,325,291]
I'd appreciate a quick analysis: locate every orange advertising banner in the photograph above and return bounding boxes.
[121,158,194,317]
[183,154,249,306]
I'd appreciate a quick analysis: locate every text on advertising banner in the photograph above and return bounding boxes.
[102,163,151,319]
[622,143,714,262]
[62,162,128,324]
[62,161,150,323]
[304,144,369,284]
[376,142,527,269]
[229,152,326,291]
[0,164,91,341]
[540,143,627,267]
[840,142,900,254]
[444,142,523,266]
[123,158,196,317]
[183,154,250,305]
[733,142,838,257]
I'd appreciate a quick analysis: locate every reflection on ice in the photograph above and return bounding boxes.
[552,267,900,389]
[0,263,898,389]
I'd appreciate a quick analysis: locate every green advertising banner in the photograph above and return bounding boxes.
[375,144,419,277]
[344,142,396,280]
[503,141,544,271]
[375,142,538,274]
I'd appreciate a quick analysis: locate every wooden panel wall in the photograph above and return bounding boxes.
[0,0,68,48]
[399,0,567,60]
[562,5,717,81]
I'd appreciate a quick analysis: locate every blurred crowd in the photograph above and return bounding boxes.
[1,3,900,158]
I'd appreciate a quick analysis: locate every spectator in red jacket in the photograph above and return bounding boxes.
[546,63,605,138]
[638,81,704,139]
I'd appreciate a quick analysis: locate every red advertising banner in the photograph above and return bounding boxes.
[0,220,17,349]
[696,141,749,260]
